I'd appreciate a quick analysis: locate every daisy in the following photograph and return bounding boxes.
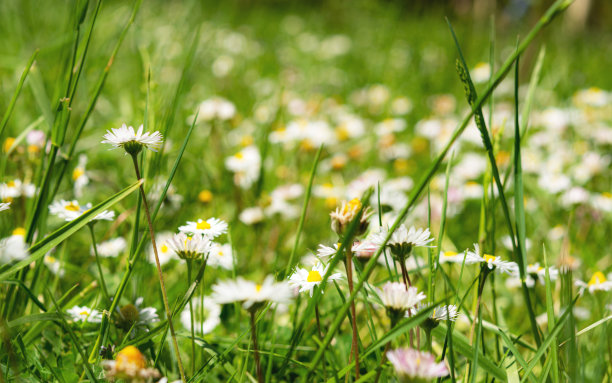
[166,233,211,260]
[117,297,159,335]
[378,282,426,312]
[467,244,518,275]
[180,296,221,335]
[67,305,102,323]
[527,263,558,283]
[387,348,448,381]
[178,217,228,239]
[0,202,10,212]
[576,271,612,294]
[101,124,163,154]
[224,145,261,189]
[431,304,459,322]
[207,242,234,270]
[196,97,236,122]
[330,198,372,237]
[372,225,434,259]
[317,243,341,258]
[72,154,89,198]
[147,231,175,265]
[102,346,160,382]
[211,275,293,311]
[239,207,265,225]
[289,262,343,297]
[44,254,64,277]
[0,228,29,263]
[48,200,114,222]
[94,237,127,258]
[438,250,481,265]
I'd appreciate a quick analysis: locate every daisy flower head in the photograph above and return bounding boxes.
[178,217,228,239]
[94,237,127,258]
[166,232,211,260]
[330,198,372,237]
[211,275,293,312]
[102,346,160,382]
[207,242,234,270]
[386,348,448,382]
[48,199,114,222]
[67,305,103,323]
[527,263,558,284]
[431,304,459,322]
[0,228,29,263]
[438,250,480,265]
[101,124,163,155]
[288,261,342,297]
[116,297,159,336]
[317,242,341,258]
[468,243,518,275]
[576,271,612,294]
[147,231,175,265]
[378,282,426,325]
[373,225,435,260]
[180,296,221,335]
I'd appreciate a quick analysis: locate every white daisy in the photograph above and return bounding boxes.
[94,237,127,258]
[178,217,228,239]
[316,243,341,258]
[211,275,293,310]
[378,282,426,311]
[67,305,102,323]
[527,263,558,283]
[180,296,221,335]
[575,272,612,294]
[44,254,64,277]
[101,124,163,153]
[372,225,434,260]
[467,244,518,275]
[387,348,448,381]
[438,250,481,265]
[288,262,343,297]
[207,242,234,270]
[239,206,265,225]
[166,233,211,260]
[72,154,89,198]
[224,145,261,189]
[48,200,114,222]
[147,231,175,265]
[0,228,29,263]
[431,304,459,322]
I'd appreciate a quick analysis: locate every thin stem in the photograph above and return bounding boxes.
[88,224,109,302]
[315,303,323,339]
[400,258,414,347]
[250,310,264,383]
[187,259,196,376]
[345,246,360,380]
[130,153,186,382]
[373,341,391,383]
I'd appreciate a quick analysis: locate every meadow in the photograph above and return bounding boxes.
[1,0,611,382]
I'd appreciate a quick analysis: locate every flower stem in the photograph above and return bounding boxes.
[88,224,109,302]
[249,310,264,383]
[345,245,360,379]
[130,154,186,382]
[187,259,196,376]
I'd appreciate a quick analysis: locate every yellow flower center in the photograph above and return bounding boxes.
[72,167,84,181]
[27,145,39,154]
[602,192,612,199]
[12,227,26,237]
[234,152,244,159]
[7,180,16,188]
[443,251,458,257]
[335,125,350,141]
[198,190,213,203]
[342,198,361,215]
[240,135,254,146]
[115,346,146,370]
[79,310,90,317]
[65,202,80,211]
[483,254,496,262]
[3,137,15,153]
[46,256,56,264]
[218,251,224,256]
[160,244,168,253]
[255,284,262,292]
[307,270,323,283]
[588,271,606,286]
[196,220,211,230]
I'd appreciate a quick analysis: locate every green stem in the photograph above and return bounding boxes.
[345,245,360,380]
[250,310,264,383]
[187,259,196,376]
[88,224,109,302]
[130,153,186,382]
